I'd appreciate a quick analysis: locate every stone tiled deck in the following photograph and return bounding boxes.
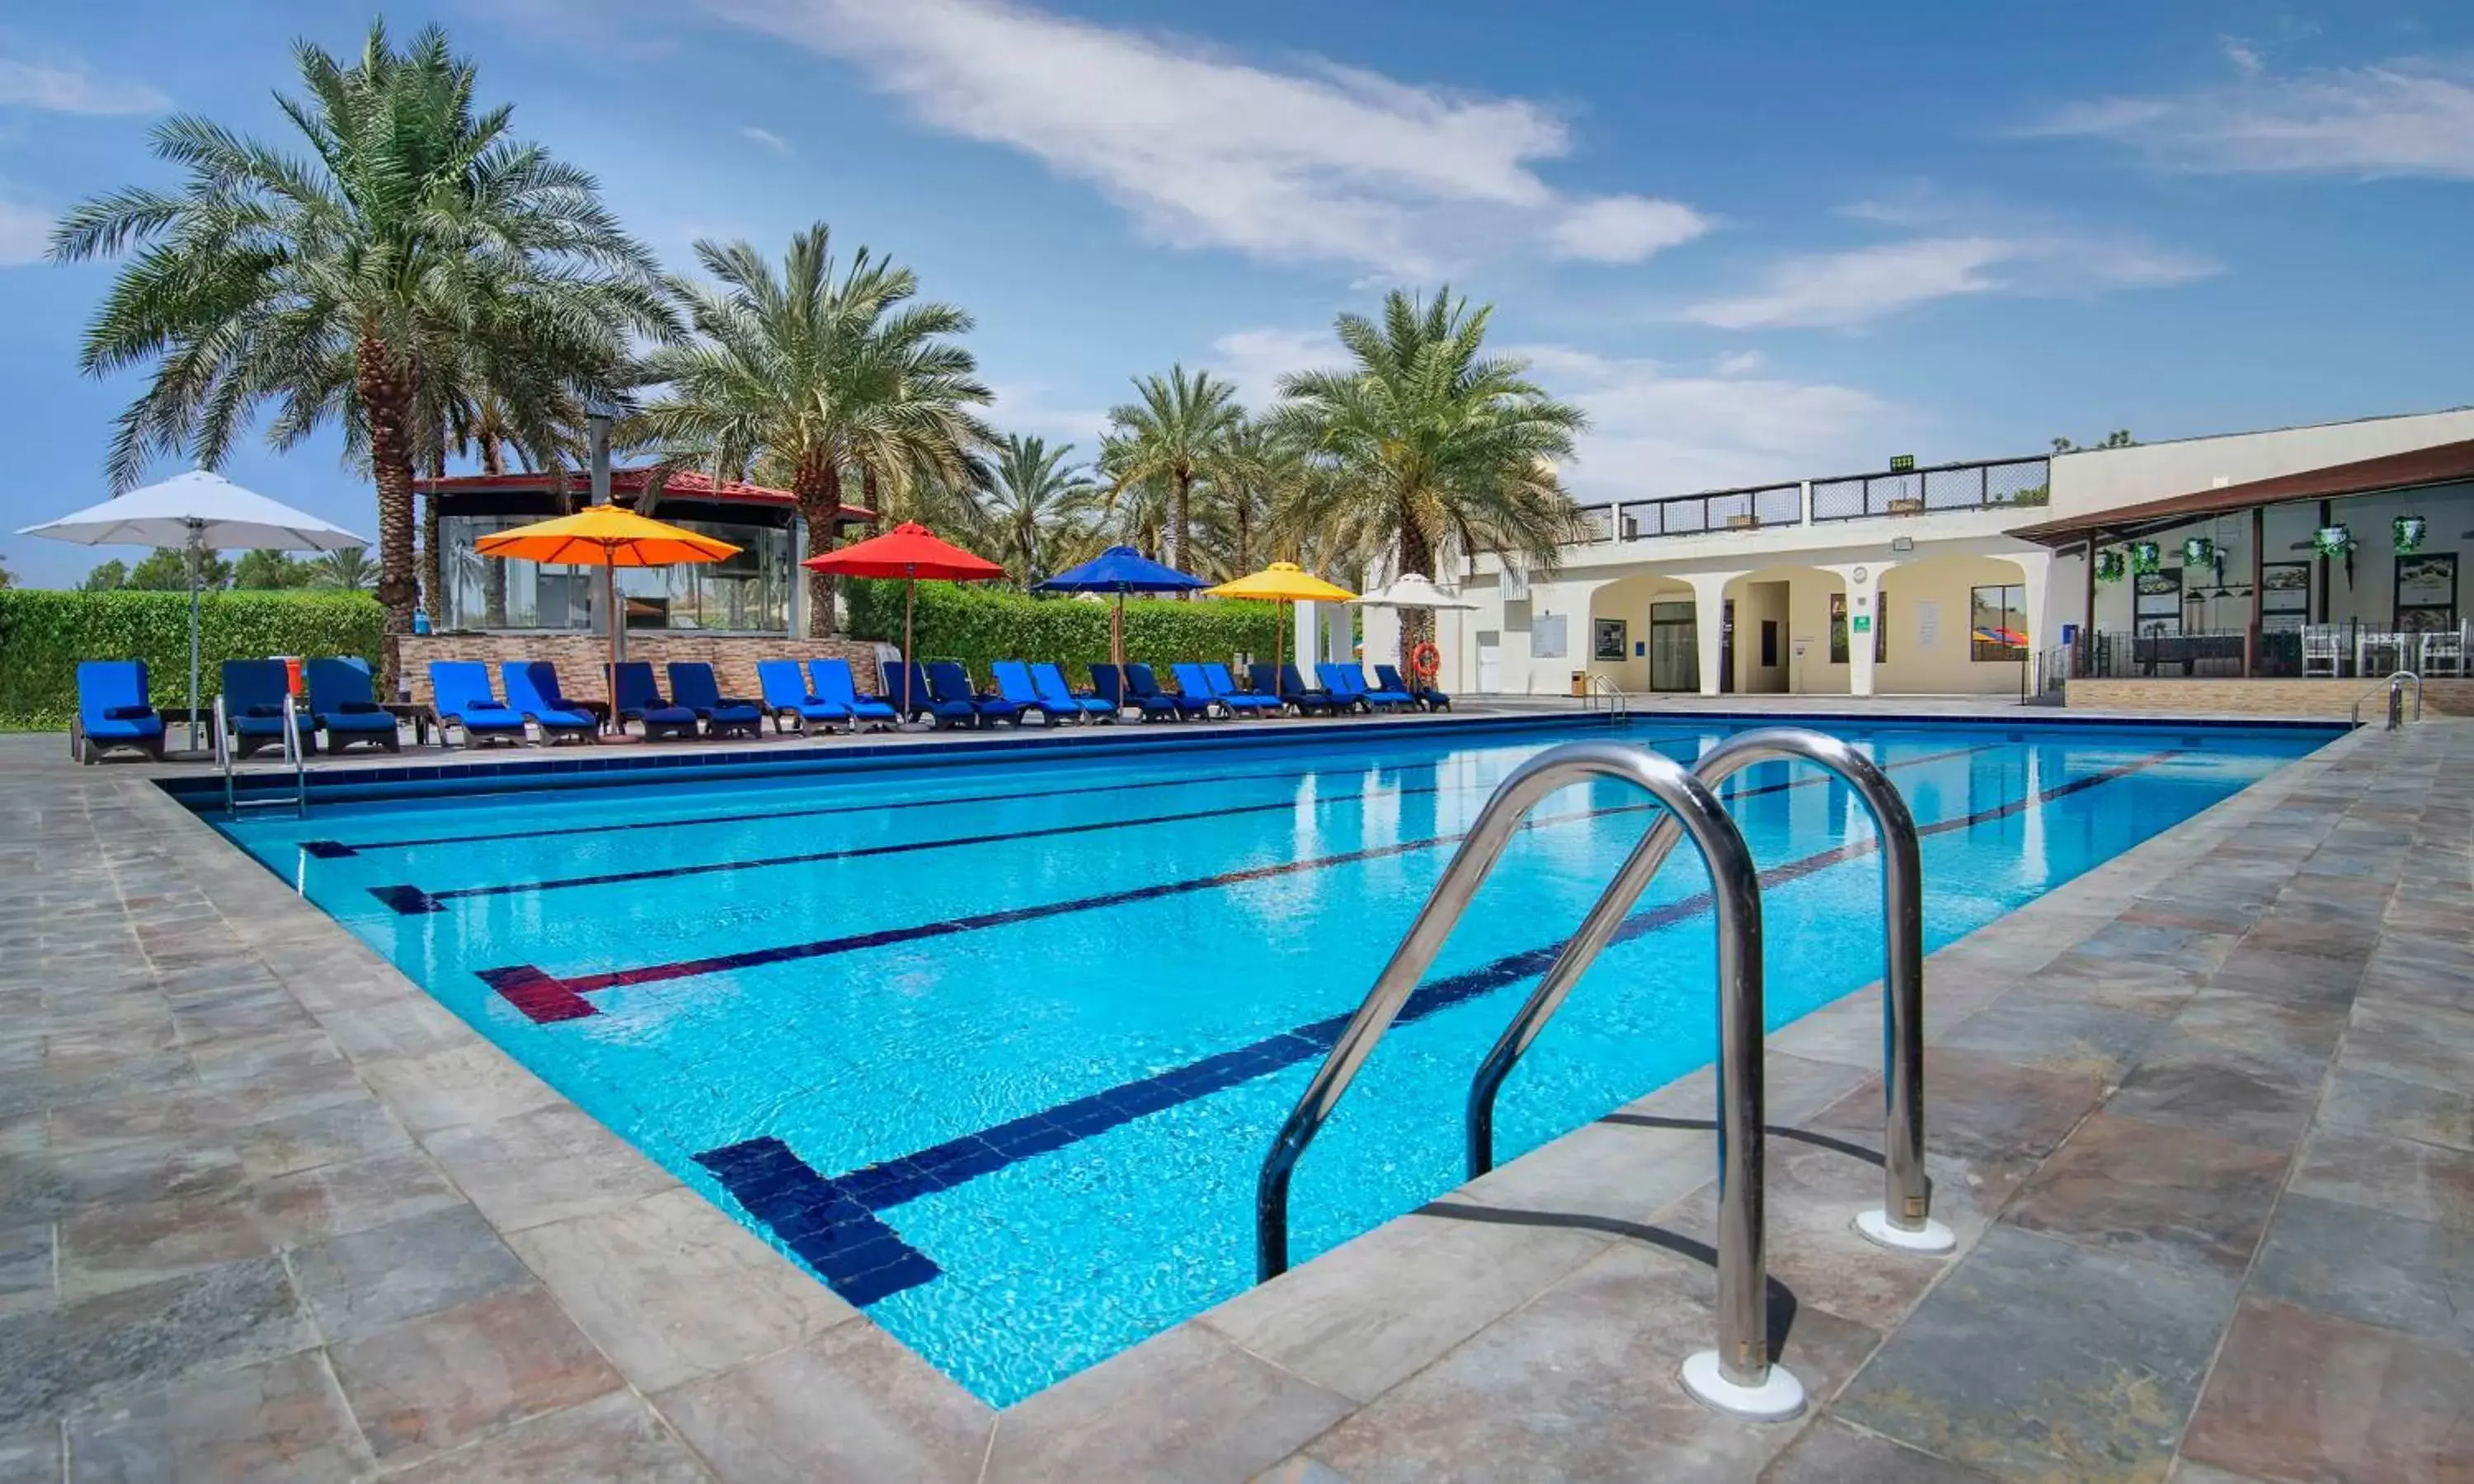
[2,718,2468,1481]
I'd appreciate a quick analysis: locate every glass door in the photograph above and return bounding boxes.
[1649,601,1700,692]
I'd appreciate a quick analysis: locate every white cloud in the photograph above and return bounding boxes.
[738,124,792,155]
[2030,54,2474,177]
[1683,233,2214,330]
[0,199,49,266]
[1714,350,1765,376]
[1206,327,1336,411]
[697,0,1705,274]
[1546,195,1710,263]
[1508,344,1899,498]
[988,381,1110,448]
[0,54,167,115]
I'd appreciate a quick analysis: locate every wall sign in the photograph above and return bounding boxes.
[1530,613,1568,659]
[1593,617,1630,660]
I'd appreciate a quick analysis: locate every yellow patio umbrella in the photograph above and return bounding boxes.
[1203,561,1357,686]
[475,505,740,732]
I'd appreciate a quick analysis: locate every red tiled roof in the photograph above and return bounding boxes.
[416,467,877,521]
[2007,438,2474,547]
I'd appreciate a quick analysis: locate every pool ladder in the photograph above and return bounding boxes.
[1579,672,1632,720]
[214,693,310,819]
[1253,729,1950,1421]
[2351,669,2422,730]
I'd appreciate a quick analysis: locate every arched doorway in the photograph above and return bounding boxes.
[1724,566,1849,695]
[1873,553,2044,695]
[1587,574,1699,693]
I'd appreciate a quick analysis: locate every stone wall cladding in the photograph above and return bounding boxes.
[402,634,884,707]
[2066,676,2474,718]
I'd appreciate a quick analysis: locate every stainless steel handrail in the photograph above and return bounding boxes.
[1580,673,1631,718]
[2350,669,2423,730]
[1252,740,1801,1417]
[219,693,309,819]
[1465,727,1954,1257]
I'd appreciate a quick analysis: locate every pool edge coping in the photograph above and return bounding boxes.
[116,716,2373,1477]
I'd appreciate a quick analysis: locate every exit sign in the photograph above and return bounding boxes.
[1852,615,1872,633]
[1888,454,1916,472]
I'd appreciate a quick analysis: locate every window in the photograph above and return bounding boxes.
[1970,585,2028,661]
[1828,593,1887,664]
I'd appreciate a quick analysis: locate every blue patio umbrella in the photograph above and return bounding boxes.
[1034,546,1207,672]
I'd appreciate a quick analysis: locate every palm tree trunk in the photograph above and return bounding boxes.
[479,439,507,626]
[797,457,843,637]
[1172,468,1191,595]
[357,335,418,694]
[1398,516,1436,672]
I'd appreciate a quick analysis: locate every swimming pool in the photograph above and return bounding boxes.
[208,716,2331,1405]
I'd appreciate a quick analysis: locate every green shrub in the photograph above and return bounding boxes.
[844,579,1286,682]
[0,589,384,730]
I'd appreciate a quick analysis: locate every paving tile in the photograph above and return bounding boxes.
[1937,997,2168,1082]
[0,1227,50,1316]
[224,1098,413,1181]
[2005,1113,2291,1277]
[357,1045,562,1134]
[656,1322,990,1484]
[57,1192,271,1300]
[2246,1190,2474,1353]
[1305,1237,1880,1484]
[2317,1064,2474,1153]
[2007,951,2205,1017]
[984,1322,1354,1484]
[182,1031,350,1092]
[63,1349,369,1482]
[0,1258,313,1421]
[383,1392,709,1484]
[1806,1049,2105,1215]
[2288,1125,2474,1227]
[309,998,476,1063]
[2166,989,2350,1066]
[505,1187,854,1394]
[418,1104,678,1234]
[1760,1418,1998,1482]
[289,1205,534,1343]
[2339,1021,2474,1093]
[1835,1226,2238,1484]
[327,1282,622,1466]
[0,1054,191,1123]
[2101,1031,2325,1151]
[1198,1202,1609,1402]
[0,1142,246,1226]
[2181,1297,2474,1483]
[250,1148,462,1246]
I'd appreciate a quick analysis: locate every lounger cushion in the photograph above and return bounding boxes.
[102,705,153,721]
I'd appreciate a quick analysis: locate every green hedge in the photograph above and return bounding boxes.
[0,590,384,730]
[844,579,1286,681]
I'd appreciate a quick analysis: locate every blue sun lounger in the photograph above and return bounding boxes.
[1032,663,1115,722]
[219,659,314,760]
[809,659,901,731]
[1201,662,1280,716]
[1094,664,1178,721]
[757,659,849,735]
[992,661,1084,724]
[501,662,600,744]
[1126,663,1211,719]
[1376,663,1450,711]
[666,663,762,739]
[429,662,530,747]
[1278,663,1351,716]
[74,660,167,763]
[929,661,1018,727]
[1320,663,1413,713]
[611,662,698,740]
[1253,662,1338,716]
[304,657,400,753]
[1349,664,1415,710]
[893,663,973,728]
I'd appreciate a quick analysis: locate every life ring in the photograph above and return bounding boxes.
[1409,641,1442,679]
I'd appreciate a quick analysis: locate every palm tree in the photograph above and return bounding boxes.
[1195,416,1304,580]
[1103,366,1244,580]
[635,224,990,636]
[1275,286,1589,661]
[309,547,378,593]
[51,21,671,688]
[981,434,1095,585]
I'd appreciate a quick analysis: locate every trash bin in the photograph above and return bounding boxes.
[275,656,303,695]
[1570,669,1587,697]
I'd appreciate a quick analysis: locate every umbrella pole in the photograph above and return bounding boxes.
[186,527,203,753]
[605,561,619,738]
[1112,590,1126,675]
[903,573,916,726]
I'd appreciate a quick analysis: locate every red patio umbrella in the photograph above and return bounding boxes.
[804,522,1004,712]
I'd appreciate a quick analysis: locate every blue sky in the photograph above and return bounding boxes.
[2,0,2469,586]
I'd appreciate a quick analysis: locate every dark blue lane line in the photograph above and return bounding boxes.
[306,740,1696,859]
[477,743,1999,1018]
[686,746,2178,1304]
[369,773,1512,914]
[693,1138,942,1307]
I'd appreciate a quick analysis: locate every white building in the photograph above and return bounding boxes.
[1394,406,2474,703]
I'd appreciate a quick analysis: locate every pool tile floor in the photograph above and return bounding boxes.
[1,718,2468,1481]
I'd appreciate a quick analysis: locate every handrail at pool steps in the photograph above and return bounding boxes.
[1578,671,1630,718]
[214,691,308,819]
[2351,669,2422,730]
[1465,728,1953,1260]
[1252,739,1808,1421]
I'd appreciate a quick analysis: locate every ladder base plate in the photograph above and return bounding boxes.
[1679,1350,1805,1421]
[1856,1208,1958,1255]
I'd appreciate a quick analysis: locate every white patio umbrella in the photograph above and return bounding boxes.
[18,471,371,752]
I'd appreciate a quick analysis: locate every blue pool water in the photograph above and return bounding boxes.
[209,716,2328,1404]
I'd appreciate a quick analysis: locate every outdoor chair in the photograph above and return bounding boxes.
[2420,627,2467,679]
[1126,663,1211,719]
[810,659,901,731]
[928,661,1019,726]
[757,659,849,735]
[992,661,1086,724]
[1376,664,1450,711]
[428,662,529,748]
[2301,625,2341,679]
[1252,662,1338,716]
[1032,663,1115,722]
[500,662,600,744]
[666,663,763,739]
[220,659,314,760]
[303,658,400,753]
[611,662,698,740]
[1095,664,1178,721]
[73,660,167,763]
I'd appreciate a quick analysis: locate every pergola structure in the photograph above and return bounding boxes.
[2009,438,2474,679]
